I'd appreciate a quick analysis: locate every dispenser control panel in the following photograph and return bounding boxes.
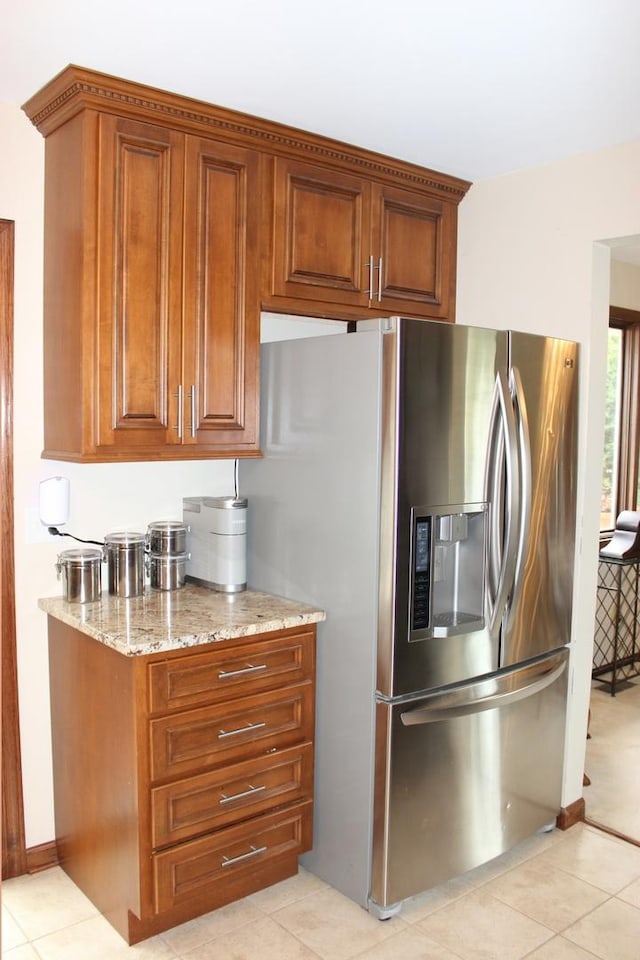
[409,502,488,642]
[411,516,431,631]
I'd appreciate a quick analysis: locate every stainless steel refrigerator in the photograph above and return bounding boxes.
[241,316,578,916]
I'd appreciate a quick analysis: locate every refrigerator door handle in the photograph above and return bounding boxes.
[485,369,520,635]
[400,655,567,725]
[509,365,532,612]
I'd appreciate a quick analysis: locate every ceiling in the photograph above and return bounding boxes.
[2,1,640,183]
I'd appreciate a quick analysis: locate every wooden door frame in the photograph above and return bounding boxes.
[1,217,27,878]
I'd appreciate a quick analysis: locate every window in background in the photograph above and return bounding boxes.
[601,327,623,530]
[601,307,640,534]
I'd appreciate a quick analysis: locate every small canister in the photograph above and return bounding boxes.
[104,531,146,598]
[148,552,188,591]
[146,520,189,556]
[55,548,103,603]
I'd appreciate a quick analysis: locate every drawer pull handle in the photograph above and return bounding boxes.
[219,783,266,805]
[221,844,267,868]
[218,663,268,680]
[218,721,266,739]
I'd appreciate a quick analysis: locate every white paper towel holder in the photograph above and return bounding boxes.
[39,476,70,527]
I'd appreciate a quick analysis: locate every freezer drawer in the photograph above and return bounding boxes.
[370,649,569,909]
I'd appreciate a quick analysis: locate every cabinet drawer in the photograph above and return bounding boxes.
[151,741,313,848]
[149,682,314,781]
[153,799,313,913]
[148,631,315,714]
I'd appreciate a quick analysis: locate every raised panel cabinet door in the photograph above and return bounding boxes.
[182,137,260,452]
[372,184,457,320]
[271,158,372,307]
[96,115,185,451]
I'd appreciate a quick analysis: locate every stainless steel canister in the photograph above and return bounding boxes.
[146,520,189,555]
[148,552,188,591]
[104,531,146,597]
[55,548,103,602]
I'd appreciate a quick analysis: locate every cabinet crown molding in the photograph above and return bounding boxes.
[23,64,471,202]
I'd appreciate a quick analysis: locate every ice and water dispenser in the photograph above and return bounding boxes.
[410,503,488,639]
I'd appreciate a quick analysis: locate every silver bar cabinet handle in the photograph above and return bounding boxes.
[217,720,266,739]
[377,256,383,302]
[174,384,183,440]
[218,663,268,680]
[219,783,266,805]
[190,384,197,438]
[221,844,267,868]
[364,254,374,296]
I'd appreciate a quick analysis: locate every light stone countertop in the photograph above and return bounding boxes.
[38,584,326,657]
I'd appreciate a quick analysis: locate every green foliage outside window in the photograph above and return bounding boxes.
[601,328,622,530]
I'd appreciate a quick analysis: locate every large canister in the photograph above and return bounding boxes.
[55,548,103,603]
[104,531,146,597]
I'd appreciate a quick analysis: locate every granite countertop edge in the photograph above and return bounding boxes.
[39,584,326,657]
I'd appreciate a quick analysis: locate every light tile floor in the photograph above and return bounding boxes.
[584,677,640,839]
[3,822,640,960]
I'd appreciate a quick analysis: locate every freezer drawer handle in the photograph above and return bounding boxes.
[219,783,266,805]
[218,663,268,679]
[221,844,267,868]
[400,659,566,726]
[218,721,266,739]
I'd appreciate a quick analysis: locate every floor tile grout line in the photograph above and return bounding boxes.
[519,932,603,960]
[0,900,32,950]
[469,823,640,898]
[484,876,619,938]
[410,887,557,960]
[171,911,327,960]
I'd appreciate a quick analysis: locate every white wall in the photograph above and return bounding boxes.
[456,139,640,809]
[1,103,235,846]
[610,258,640,309]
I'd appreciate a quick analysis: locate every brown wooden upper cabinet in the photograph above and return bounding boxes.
[24,73,260,462]
[95,116,260,460]
[268,158,457,320]
[24,65,469,462]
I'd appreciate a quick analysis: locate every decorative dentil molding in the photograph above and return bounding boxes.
[26,73,470,201]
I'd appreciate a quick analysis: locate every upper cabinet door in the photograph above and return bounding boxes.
[181,137,260,452]
[271,158,372,308]
[268,158,458,321]
[96,115,185,452]
[373,184,457,320]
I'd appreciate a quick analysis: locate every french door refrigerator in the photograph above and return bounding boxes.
[241,316,578,916]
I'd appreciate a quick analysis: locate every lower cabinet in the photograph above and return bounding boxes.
[47,617,316,944]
